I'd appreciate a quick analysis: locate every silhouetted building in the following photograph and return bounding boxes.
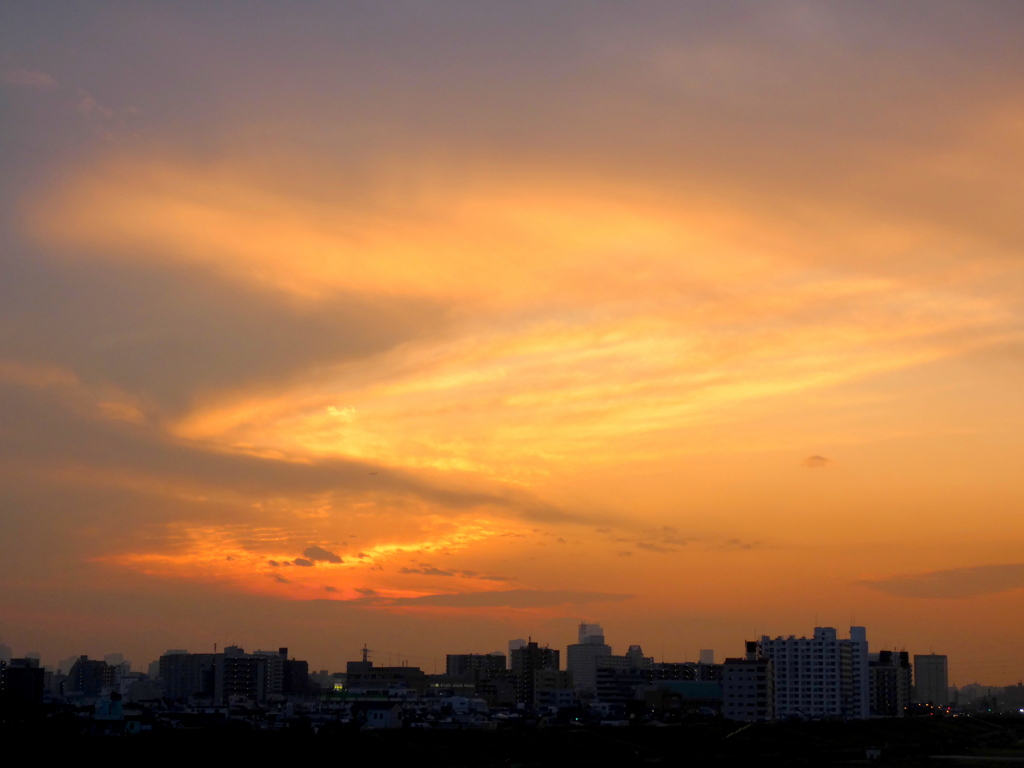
[159,651,217,701]
[103,653,125,668]
[722,656,774,721]
[66,656,115,697]
[644,680,723,716]
[654,661,723,683]
[446,653,507,680]
[345,651,428,696]
[914,654,949,706]
[254,649,286,696]
[533,670,575,708]
[424,674,477,697]
[869,650,912,716]
[1,657,45,704]
[284,656,311,696]
[596,666,652,705]
[251,647,312,697]
[214,646,265,703]
[475,672,518,707]
[510,641,559,706]
[160,646,310,704]
[594,645,655,704]
[566,622,612,695]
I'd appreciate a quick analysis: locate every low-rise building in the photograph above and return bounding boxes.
[345,658,428,696]
[722,656,773,721]
[446,653,507,680]
[1,657,45,704]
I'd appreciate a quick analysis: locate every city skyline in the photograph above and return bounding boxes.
[2,3,1024,689]
[0,621,981,692]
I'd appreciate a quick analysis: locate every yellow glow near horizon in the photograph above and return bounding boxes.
[97,517,529,601]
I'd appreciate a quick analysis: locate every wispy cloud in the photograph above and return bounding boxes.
[858,563,1024,599]
[722,538,763,551]
[363,589,633,608]
[3,69,57,88]
[399,565,515,582]
[636,541,677,554]
[801,455,833,468]
[77,90,115,120]
[400,566,455,577]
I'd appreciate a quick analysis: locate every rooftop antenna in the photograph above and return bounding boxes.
[361,644,370,664]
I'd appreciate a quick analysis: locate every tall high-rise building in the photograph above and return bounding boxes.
[282,654,311,696]
[566,622,612,695]
[253,648,287,696]
[755,626,869,720]
[869,650,912,716]
[214,646,266,704]
[578,623,605,644]
[160,646,314,703]
[66,656,116,697]
[159,651,217,701]
[510,640,559,675]
[913,654,949,706]
[510,640,559,706]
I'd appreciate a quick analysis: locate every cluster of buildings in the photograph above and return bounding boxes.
[0,625,962,730]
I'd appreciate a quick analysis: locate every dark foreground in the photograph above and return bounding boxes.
[4,713,1024,766]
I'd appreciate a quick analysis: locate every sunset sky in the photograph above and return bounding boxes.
[3,2,1024,685]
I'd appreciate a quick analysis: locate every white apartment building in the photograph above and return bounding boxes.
[757,626,869,720]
